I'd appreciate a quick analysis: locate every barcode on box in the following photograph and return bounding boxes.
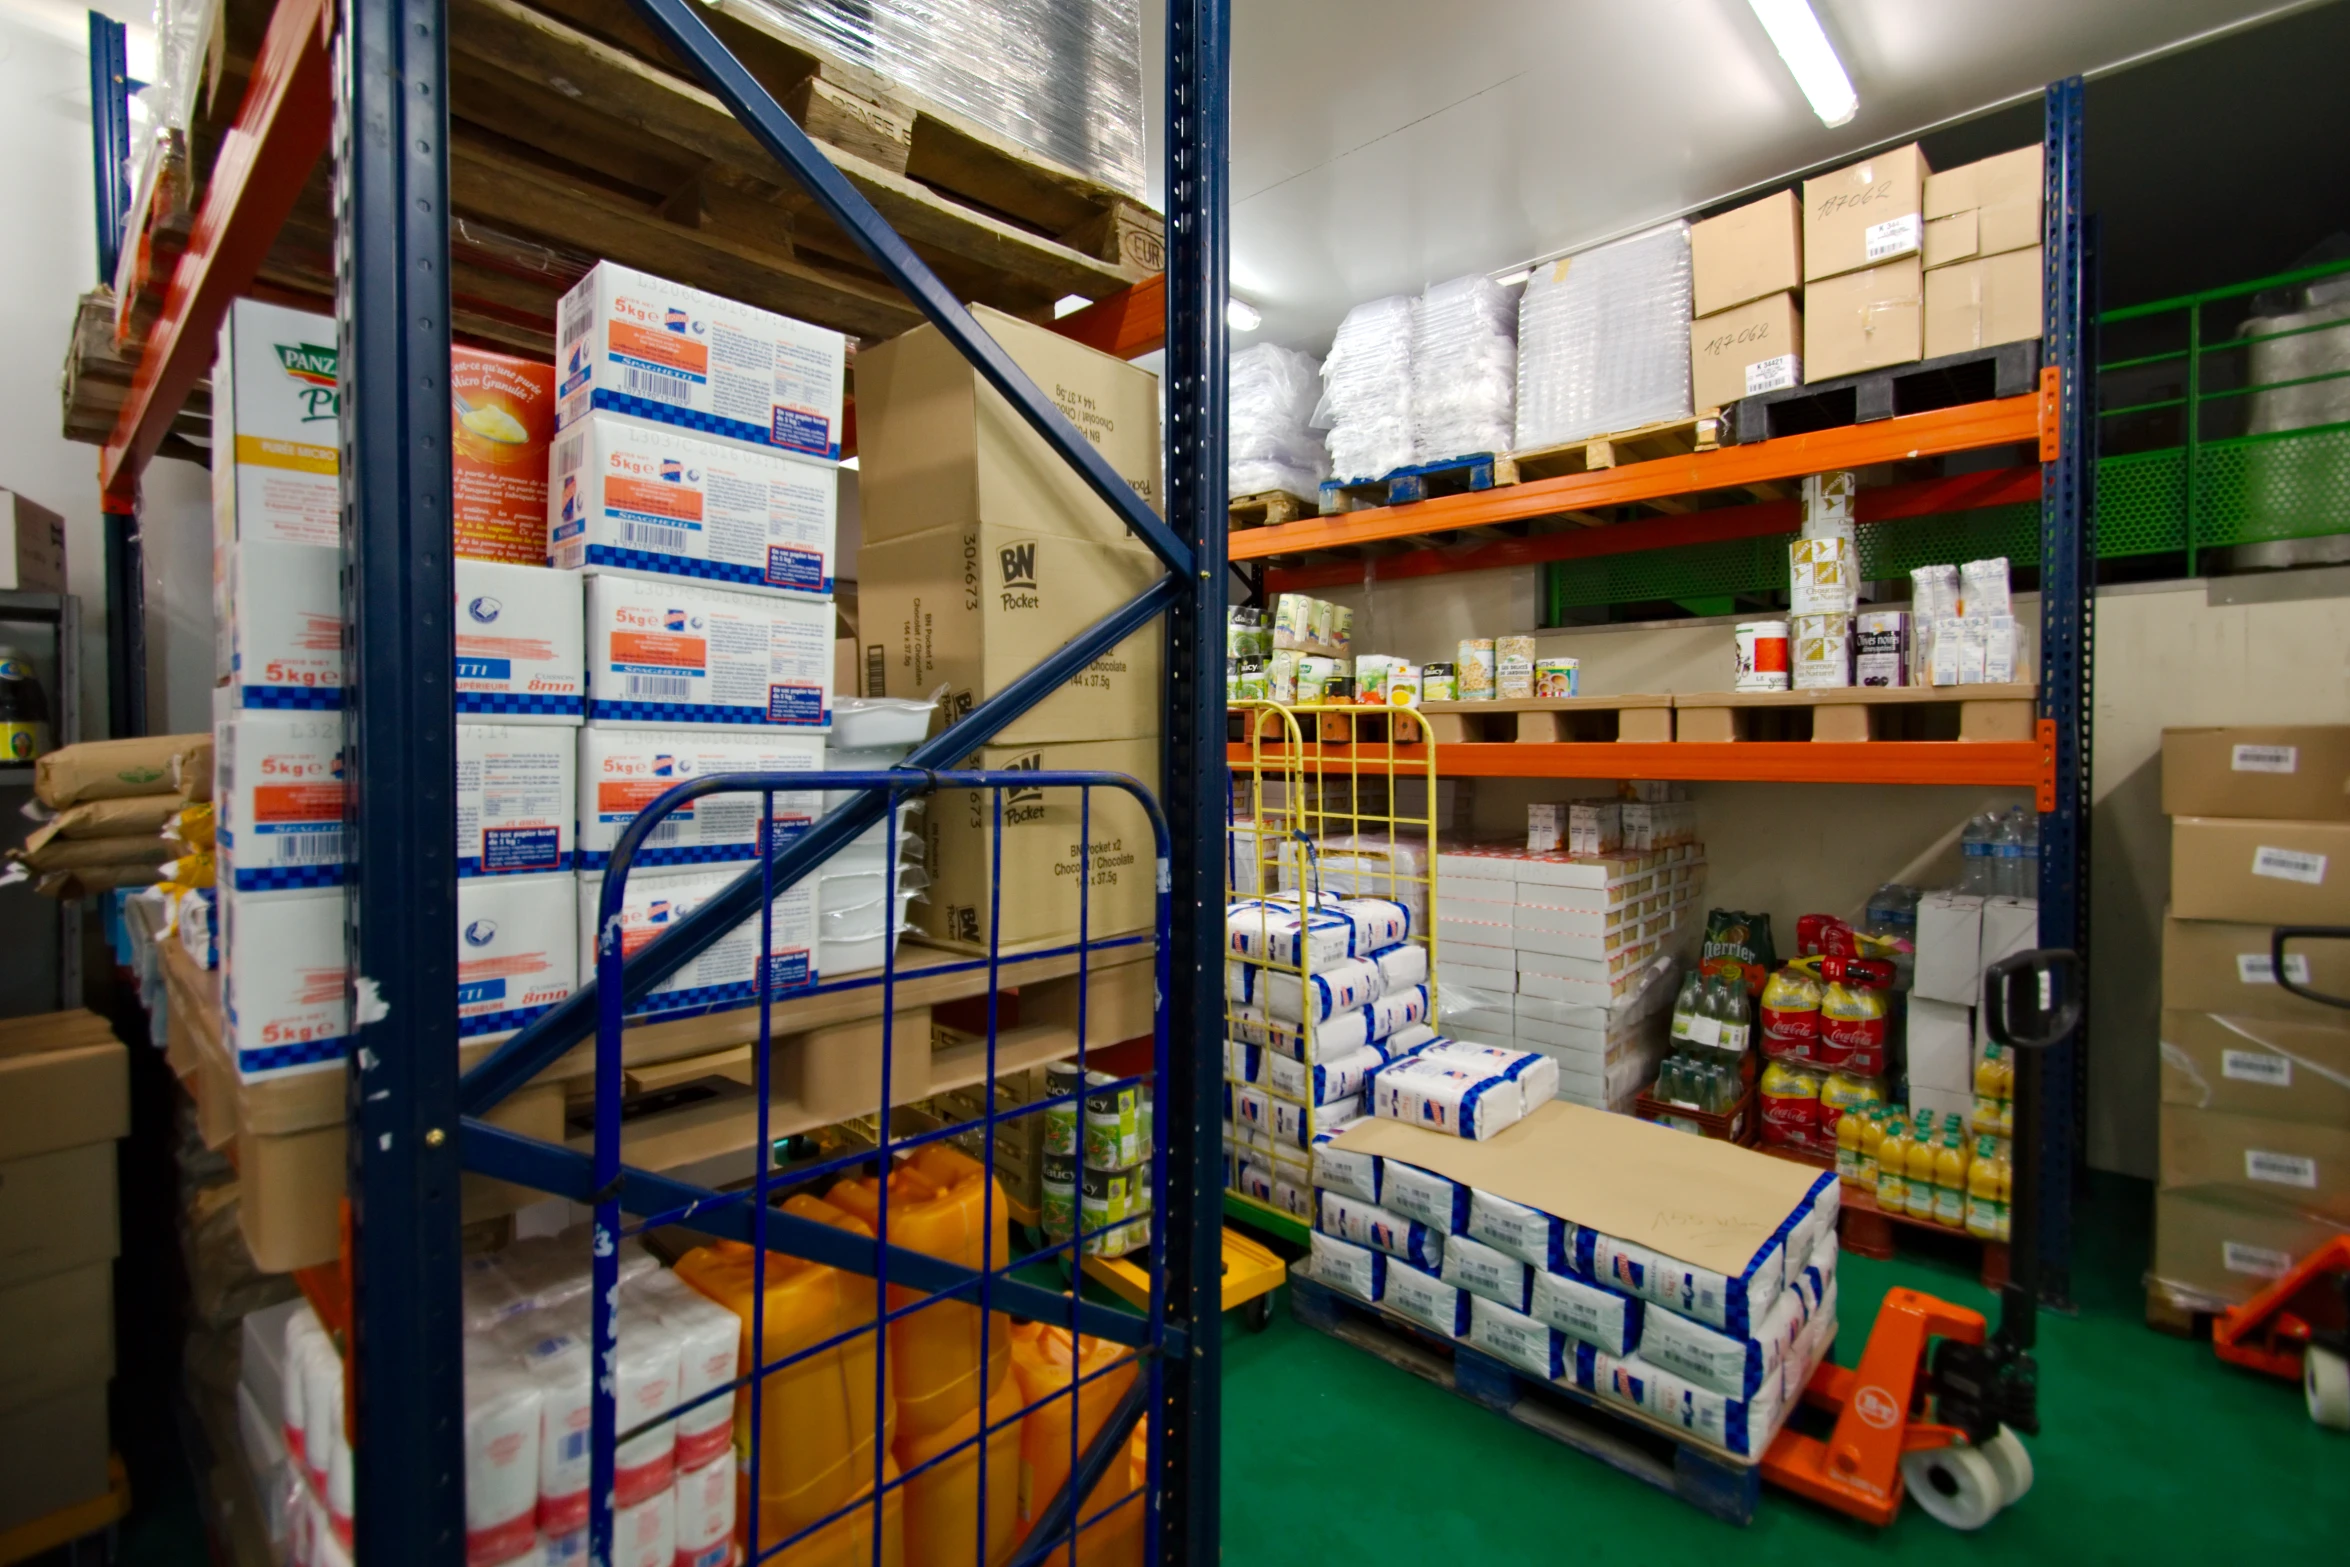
[865,644,885,700]
[1864,213,1921,261]
[2235,952,2310,985]
[2232,744,2298,774]
[624,675,693,700]
[622,364,693,405]
[644,817,686,847]
[623,521,694,553]
[559,291,592,349]
[1744,355,1799,396]
[2222,1240,2294,1278]
[2221,1049,2291,1088]
[261,827,344,864]
[2252,846,2327,885]
[2245,1149,2319,1189]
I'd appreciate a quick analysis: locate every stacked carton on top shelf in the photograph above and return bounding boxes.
[2155,726,2350,1309]
[1923,147,2045,361]
[1688,192,1803,411]
[1801,144,1929,383]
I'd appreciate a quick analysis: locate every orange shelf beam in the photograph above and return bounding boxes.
[1227,741,2045,789]
[1049,273,1165,360]
[1230,392,2052,561]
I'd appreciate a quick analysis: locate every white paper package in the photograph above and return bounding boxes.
[1514,222,1694,450]
[1227,954,1379,1020]
[1412,273,1518,463]
[578,865,816,1019]
[671,1454,734,1567]
[457,873,579,1038]
[1317,1190,1445,1272]
[462,1346,544,1567]
[1272,1092,1361,1149]
[1239,1159,1312,1220]
[1640,1283,1807,1400]
[1265,1043,1384,1106]
[1228,343,1330,499]
[614,1488,676,1567]
[1224,898,1357,972]
[1315,295,1418,482]
[223,887,349,1080]
[459,724,574,878]
[1442,1233,1534,1313]
[1309,1229,1387,1302]
[1371,940,1430,994]
[456,560,588,724]
[1467,1293,1567,1382]
[1310,1122,1382,1205]
[1419,1040,1559,1112]
[218,712,346,895]
[1380,1159,1470,1233]
[1467,1188,1573,1274]
[584,573,832,730]
[224,540,342,709]
[626,1269,739,1474]
[1591,1349,1787,1459]
[576,728,824,869]
[1384,1259,1472,1339]
[1371,1055,1525,1140]
[1529,1266,1643,1357]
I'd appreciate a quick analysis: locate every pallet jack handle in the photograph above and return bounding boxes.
[2269,926,2350,1011]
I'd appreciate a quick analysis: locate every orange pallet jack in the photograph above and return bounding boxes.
[1762,948,2071,1530]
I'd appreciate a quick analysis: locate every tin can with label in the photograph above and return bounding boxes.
[1456,640,1497,700]
[1421,661,1459,703]
[1534,657,1580,698]
[1734,621,1792,692]
[1043,1062,1083,1157]
[1084,1077,1142,1170]
[1041,1151,1078,1241]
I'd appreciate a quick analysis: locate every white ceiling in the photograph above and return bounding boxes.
[1212,0,2334,350]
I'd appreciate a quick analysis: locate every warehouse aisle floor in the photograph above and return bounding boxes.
[1222,1172,2346,1563]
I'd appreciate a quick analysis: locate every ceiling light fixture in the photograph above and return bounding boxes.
[1226,298,1263,333]
[1747,0,1858,128]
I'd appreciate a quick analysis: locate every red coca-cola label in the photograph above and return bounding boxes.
[1820,1012,1885,1076]
[1761,1005,1819,1059]
[1760,1090,1819,1147]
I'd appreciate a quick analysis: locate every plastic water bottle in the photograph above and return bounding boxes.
[1993,810,2026,897]
[2016,809,2041,900]
[1960,813,1999,895]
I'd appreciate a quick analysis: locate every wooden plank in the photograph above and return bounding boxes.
[1675,683,2037,710]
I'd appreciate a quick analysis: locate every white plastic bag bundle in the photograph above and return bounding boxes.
[1272,1091,1361,1148]
[672,1455,734,1567]
[614,1486,676,1567]
[1380,1159,1469,1232]
[1266,1043,1383,1105]
[511,1319,593,1538]
[1315,295,1418,481]
[1365,985,1431,1042]
[1412,274,1518,463]
[1468,1188,1572,1274]
[282,1303,329,1475]
[1640,1286,1805,1400]
[1229,343,1330,498]
[1237,955,1381,1023]
[462,1342,544,1567]
[1515,222,1694,450]
[1370,1055,1524,1140]
[1226,1002,1368,1061]
[1317,1189,1444,1272]
[1369,941,1428,995]
[1592,1349,1787,1458]
[299,1329,344,1495]
[629,1269,740,1474]
[1224,898,1356,972]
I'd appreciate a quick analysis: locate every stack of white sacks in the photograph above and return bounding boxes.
[247,1232,739,1567]
[1313,295,1419,484]
[1410,274,1518,464]
[1221,889,1432,1217]
[1228,343,1330,500]
[1514,220,1695,451]
[1306,1136,1841,1460]
[1430,839,1706,1111]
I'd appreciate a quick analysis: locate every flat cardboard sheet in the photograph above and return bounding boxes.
[1334,1100,1821,1276]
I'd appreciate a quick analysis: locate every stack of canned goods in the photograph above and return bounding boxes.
[1041,1061,1155,1258]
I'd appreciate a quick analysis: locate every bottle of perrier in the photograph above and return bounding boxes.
[0,646,48,761]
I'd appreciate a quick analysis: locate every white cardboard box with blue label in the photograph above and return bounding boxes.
[576,864,816,1022]
[584,573,832,731]
[457,872,578,1038]
[218,712,345,896]
[455,559,585,724]
[459,724,575,877]
[575,727,823,870]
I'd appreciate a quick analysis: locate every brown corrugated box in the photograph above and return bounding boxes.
[0,1141,118,1289]
[1922,146,2044,268]
[2164,913,2350,1022]
[1804,258,1923,383]
[2170,816,2350,924]
[0,1011,128,1161]
[1802,144,1929,282]
[1691,293,1802,412]
[0,1260,111,1413]
[2162,726,2350,821]
[1924,247,2043,360]
[2154,1187,2350,1307]
[2160,1103,2350,1221]
[0,1381,110,1530]
[0,488,66,595]
[1690,191,1803,317]
[2160,1010,2350,1125]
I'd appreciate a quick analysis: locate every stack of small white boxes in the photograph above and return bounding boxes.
[1430,810,1704,1112]
[1306,1120,1841,1460]
[1907,888,2040,1124]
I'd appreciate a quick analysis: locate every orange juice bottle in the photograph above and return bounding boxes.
[1966,1135,2003,1240]
[1904,1118,1939,1220]
[1873,1116,1908,1213]
[1933,1131,1967,1228]
[1835,1101,1865,1181]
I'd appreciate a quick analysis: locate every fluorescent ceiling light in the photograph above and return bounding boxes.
[1226,298,1263,332]
[1747,0,1857,128]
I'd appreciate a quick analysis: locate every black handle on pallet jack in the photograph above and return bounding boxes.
[2270,926,2350,1011]
[1981,947,2078,1360]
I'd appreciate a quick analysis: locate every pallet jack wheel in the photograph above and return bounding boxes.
[1244,1294,1273,1333]
[2306,1346,2350,1431]
[1900,1444,2005,1530]
[1978,1426,2034,1506]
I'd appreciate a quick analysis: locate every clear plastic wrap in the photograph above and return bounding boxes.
[740,0,1145,197]
[1412,274,1518,463]
[2245,278,2350,435]
[1314,296,1419,482]
[1514,222,1695,451]
[1229,344,1329,498]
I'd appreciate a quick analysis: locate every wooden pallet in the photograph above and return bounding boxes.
[1725,340,2042,446]
[1837,1179,2010,1292]
[1230,490,1319,529]
[1510,412,1722,484]
[1672,684,2038,744]
[60,290,211,464]
[1291,1274,1765,1524]
[1320,451,1519,515]
[1417,695,1675,745]
[2144,1281,2222,1339]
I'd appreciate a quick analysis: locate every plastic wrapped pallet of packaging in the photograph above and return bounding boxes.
[1514,222,1695,450]
[1411,274,1518,464]
[1228,344,1330,499]
[1314,295,1418,482]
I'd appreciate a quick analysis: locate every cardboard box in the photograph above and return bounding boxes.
[1792,613,1851,690]
[2160,1103,2350,1221]
[1980,896,2039,974]
[918,736,1159,951]
[1924,247,2044,359]
[453,344,556,565]
[1691,191,1803,318]
[456,559,586,725]
[0,1259,110,1413]
[1914,891,1985,1006]
[775,1009,932,1122]
[458,724,574,878]
[554,261,847,462]
[859,525,1163,746]
[0,489,66,593]
[1803,144,1930,282]
[213,299,341,551]
[1789,536,1856,615]
[1804,258,1924,382]
[222,887,349,1081]
[218,712,345,896]
[584,573,832,731]
[577,865,816,1021]
[223,540,343,710]
[2154,1187,2350,1307]
[0,1380,109,1531]
[0,1012,128,1162]
[575,729,823,869]
[1023,956,1156,1049]
[2162,726,2350,821]
[835,635,861,698]
[2171,816,2350,924]
[1923,146,2043,268]
[1907,997,1975,1095]
[2160,1010,2350,1125]
[1690,293,1801,411]
[551,412,839,597]
[0,1142,117,1288]
[856,305,1161,552]
[456,873,577,1038]
[2163,913,2350,1022]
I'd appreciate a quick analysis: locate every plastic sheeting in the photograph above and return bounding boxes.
[1315,295,1418,482]
[1229,344,1330,499]
[741,0,1146,198]
[1514,222,1695,451]
[1412,274,1518,463]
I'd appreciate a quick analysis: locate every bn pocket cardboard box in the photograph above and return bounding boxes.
[1804,258,1924,383]
[2160,1010,2350,1126]
[1690,191,1803,318]
[2163,912,2350,1023]
[1803,144,1930,282]
[918,736,1160,952]
[456,559,586,724]
[2170,816,2350,924]
[0,488,66,593]
[2162,726,2350,821]
[584,573,832,731]
[576,728,824,869]
[859,525,1163,746]
[1924,247,2044,360]
[855,305,1162,552]
[2160,1103,2350,1223]
[2155,1187,2350,1307]
[1690,293,1801,412]
[1923,146,2044,269]
[213,298,341,551]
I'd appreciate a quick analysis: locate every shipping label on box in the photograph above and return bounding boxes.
[452,345,556,565]
[219,713,345,894]
[458,724,574,877]
[1804,144,1930,281]
[550,412,837,596]
[457,872,577,1037]
[576,728,823,868]
[2163,913,2350,1022]
[2171,817,2350,924]
[578,865,815,1020]
[1690,293,1801,412]
[554,262,846,461]
[585,573,831,730]
[213,300,340,551]
[226,540,343,710]
[223,888,349,1079]
[455,559,585,723]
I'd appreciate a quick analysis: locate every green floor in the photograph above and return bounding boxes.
[1221,1173,2346,1562]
